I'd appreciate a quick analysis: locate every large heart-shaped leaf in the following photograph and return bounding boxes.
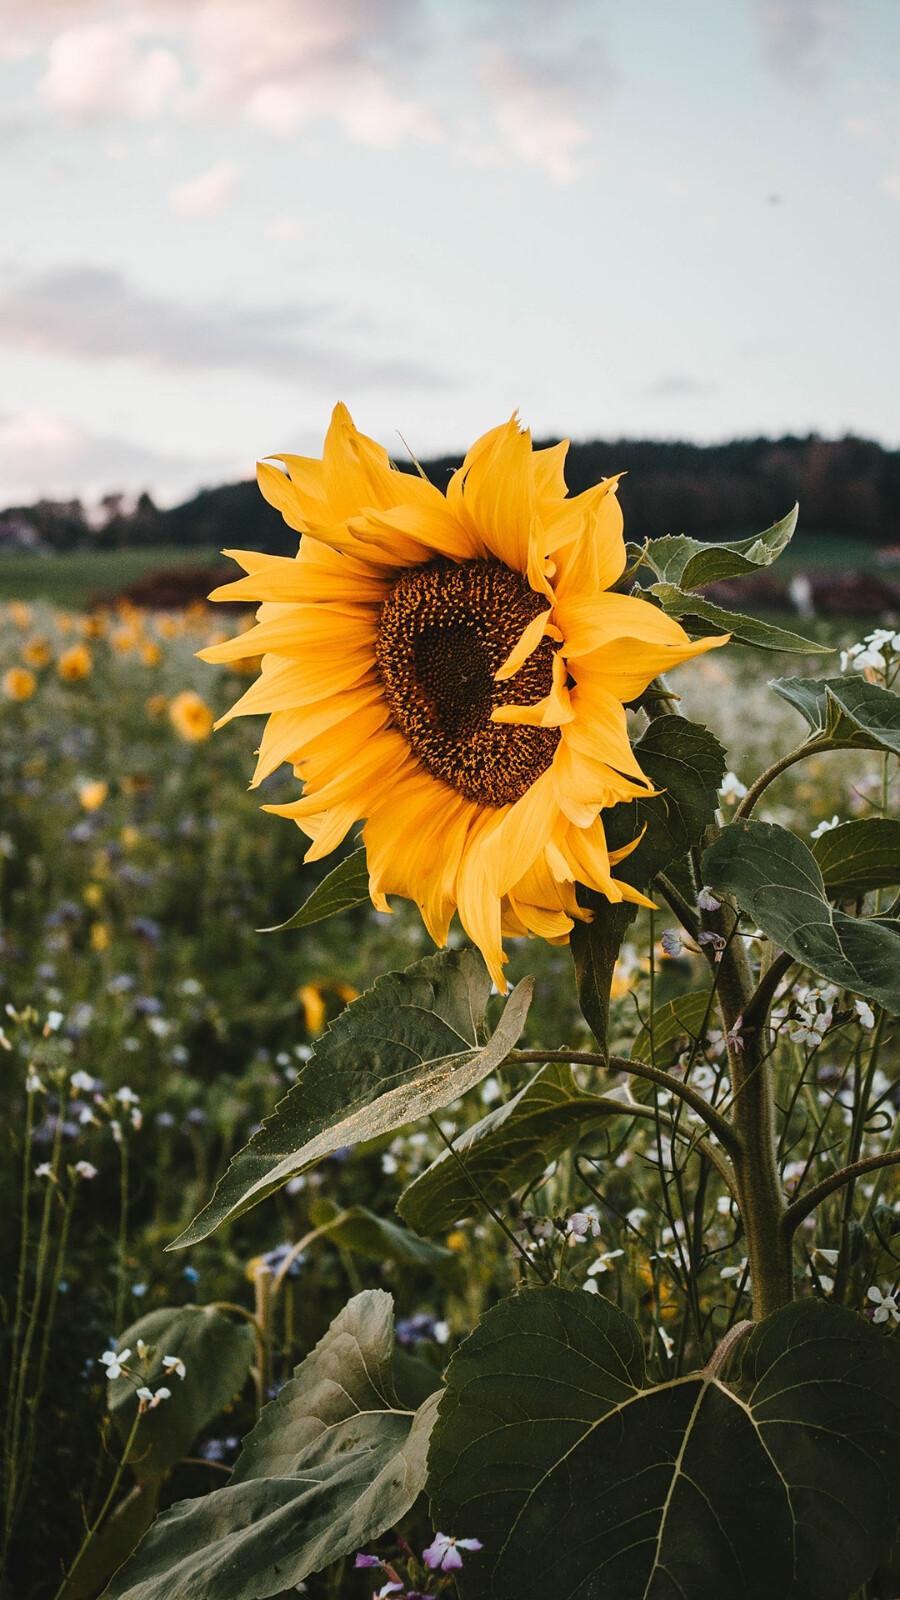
[573,715,724,1051]
[174,950,532,1247]
[703,819,900,1014]
[772,675,900,753]
[635,583,820,652]
[105,1292,439,1600]
[108,1306,255,1484]
[428,1288,900,1600]
[812,818,900,897]
[398,1063,635,1235]
[260,847,369,932]
[638,506,798,590]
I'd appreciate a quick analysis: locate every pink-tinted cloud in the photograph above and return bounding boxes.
[171,160,240,215]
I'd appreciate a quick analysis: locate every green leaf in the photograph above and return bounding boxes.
[812,818,900,897]
[173,950,532,1247]
[604,714,726,888]
[428,1288,900,1600]
[772,674,900,754]
[104,1291,439,1600]
[630,989,717,1070]
[703,819,900,1014]
[108,1307,255,1484]
[635,582,822,652]
[398,1063,636,1235]
[572,715,724,1053]
[570,902,637,1056]
[640,505,798,589]
[259,847,369,932]
[307,1198,461,1286]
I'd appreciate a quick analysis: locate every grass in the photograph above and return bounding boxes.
[0,548,222,607]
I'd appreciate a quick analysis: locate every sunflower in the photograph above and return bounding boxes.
[202,406,725,987]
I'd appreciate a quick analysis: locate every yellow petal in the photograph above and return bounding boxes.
[447,415,536,574]
[492,651,574,729]
[209,547,389,606]
[493,607,552,681]
[198,604,376,665]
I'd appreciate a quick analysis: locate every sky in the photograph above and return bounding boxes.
[0,0,899,508]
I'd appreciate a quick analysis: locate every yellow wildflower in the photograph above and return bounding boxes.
[58,645,92,682]
[298,983,328,1034]
[23,638,51,668]
[78,780,108,812]
[2,666,37,701]
[169,690,214,742]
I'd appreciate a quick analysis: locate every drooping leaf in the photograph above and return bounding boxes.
[259,847,369,932]
[428,1288,900,1600]
[108,1306,255,1484]
[571,902,637,1056]
[398,1063,637,1235]
[105,1292,439,1600]
[630,989,717,1070]
[638,507,798,590]
[812,818,900,897]
[173,951,532,1247]
[306,1198,461,1287]
[772,674,900,754]
[635,582,821,652]
[572,715,724,1053]
[703,819,900,1014]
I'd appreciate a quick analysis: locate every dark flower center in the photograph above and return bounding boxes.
[375,558,560,807]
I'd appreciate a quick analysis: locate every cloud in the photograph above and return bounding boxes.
[22,0,437,147]
[646,375,718,399]
[753,1,848,92]
[38,22,182,119]
[0,265,444,390]
[0,407,231,505]
[171,159,240,215]
[478,46,592,182]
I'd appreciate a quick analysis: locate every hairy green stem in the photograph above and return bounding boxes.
[734,739,858,820]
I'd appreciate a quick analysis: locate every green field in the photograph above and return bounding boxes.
[0,546,222,607]
[0,531,891,608]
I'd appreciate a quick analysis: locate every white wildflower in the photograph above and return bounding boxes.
[868,1285,900,1324]
[810,816,841,840]
[161,1355,187,1381]
[718,772,747,804]
[100,1348,132,1380]
[855,999,876,1030]
[74,1161,97,1179]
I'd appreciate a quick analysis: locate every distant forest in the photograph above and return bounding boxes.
[4,434,900,555]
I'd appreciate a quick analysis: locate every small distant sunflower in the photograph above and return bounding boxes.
[3,666,37,701]
[169,689,214,743]
[203,406,725,986]
[58,644,92,682]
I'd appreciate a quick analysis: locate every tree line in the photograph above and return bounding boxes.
[3,433,900,555]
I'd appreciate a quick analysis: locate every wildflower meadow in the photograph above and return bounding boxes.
[3,417,900,1600]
